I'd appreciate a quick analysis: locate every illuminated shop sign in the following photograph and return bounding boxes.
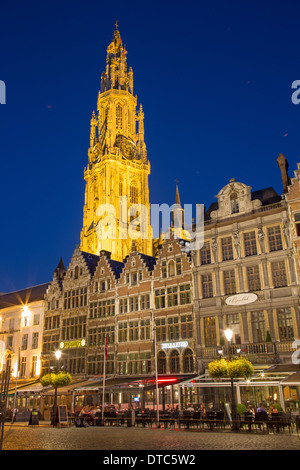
[161,341,188,350]
[60,339,86,349]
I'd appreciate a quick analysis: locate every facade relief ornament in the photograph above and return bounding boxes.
[233,230,241,258]
[211,237,218,263]
[283,218,292,249]
[257,227,265,253]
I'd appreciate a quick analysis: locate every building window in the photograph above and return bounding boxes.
[64,288,87,309]
[119,298,128,314]
[129,321,139,341]
[162,261,167,278]
[32,332,39,349]
[74,266,79,279]
[200,242,211,265]
[140,319,151,340]
[42,334,59,355]
[31,356,37,377]
[170,350,180,373]
[247,265,261,291]
[168,317,179,340]
[221,237,234,261]
[183,349,194,373]
[140,294,150,310]
[223,270,236,295]
[131,272,137,285]
[277,308,294,341]
[156,319,166,342]
[158,351,167,374]
[181,315,193,339]
[294,213,300,236]
[88,354,114,375]
[33,314,40,326]
[89,300,115,318]
[88,327,115,348]
[204,317,217,347]
[176,257,182,275]
[118,322,128,343]
[21,334,28,351]
[62,316,86,340]
[118,355,128,375]
[20,357,26,377]
[244,231,257,256]
[271,260,287,288]
[167,287,178,307]
[128,353,151,375]
[180,284,191,304]
[7,336,13,349]
[155,289,166,309]
[267,226,283,252]
[251,311,266,343]
[202,274,213,298]
[129,296,139,312]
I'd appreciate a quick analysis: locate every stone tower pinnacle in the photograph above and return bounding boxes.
[80,29,152,261]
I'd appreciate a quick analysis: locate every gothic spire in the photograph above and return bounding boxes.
[100,28,131,93]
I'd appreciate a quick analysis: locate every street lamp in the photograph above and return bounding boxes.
[52,349,62,426]
[55,349,61,369]
[224,329,239,431]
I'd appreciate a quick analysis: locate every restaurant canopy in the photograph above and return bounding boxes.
[74,375,197,394]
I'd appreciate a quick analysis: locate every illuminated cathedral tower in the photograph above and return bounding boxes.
[80,27,152,261]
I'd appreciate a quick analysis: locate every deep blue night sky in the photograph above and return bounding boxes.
[1,0,300,292]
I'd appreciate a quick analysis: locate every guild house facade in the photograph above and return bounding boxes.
[41,29,300,383]
[2,29,300,409]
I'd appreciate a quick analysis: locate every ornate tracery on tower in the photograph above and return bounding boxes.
[80,29,152,261]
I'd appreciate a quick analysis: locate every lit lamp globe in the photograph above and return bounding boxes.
[55,350,62,361]
[224,329,233,342]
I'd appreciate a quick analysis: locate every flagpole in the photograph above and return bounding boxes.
[11,347,20,424]
[153,326,160,427]
[101,333,107,426]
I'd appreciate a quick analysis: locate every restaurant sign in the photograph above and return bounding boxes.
[225,293,258,306]
[60,339,86,349]
[161,341,188,350]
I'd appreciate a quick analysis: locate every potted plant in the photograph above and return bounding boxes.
[208,357,254,431]
[237,403,247,421]
[40,372,72,425]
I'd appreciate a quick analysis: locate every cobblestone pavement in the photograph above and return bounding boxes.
[2,423,300,451]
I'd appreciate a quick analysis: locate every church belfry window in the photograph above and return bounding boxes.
[230,192,239,214]
[116,104,122,129]
[130,183,138,204]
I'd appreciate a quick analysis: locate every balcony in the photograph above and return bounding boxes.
[199,341,294,360]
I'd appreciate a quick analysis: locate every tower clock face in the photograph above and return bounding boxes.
[116,135,138,160]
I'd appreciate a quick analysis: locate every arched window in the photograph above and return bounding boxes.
[158,351,167,374]
[130,183,138,204]
[74,266,79,280]
[168,260,175,277]
[183,349,194,373]
[230,192,239,214]
[170,350,180,373]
